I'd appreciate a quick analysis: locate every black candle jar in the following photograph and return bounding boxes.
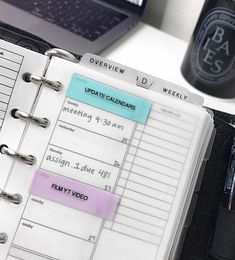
[181,0,235,98]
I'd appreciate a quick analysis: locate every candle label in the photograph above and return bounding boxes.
[191,9,235,85]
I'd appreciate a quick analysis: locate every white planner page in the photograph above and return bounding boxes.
[0,40,48,188]
[1,57,214,260]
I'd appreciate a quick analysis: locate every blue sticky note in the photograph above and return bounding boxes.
[66,74,151,124]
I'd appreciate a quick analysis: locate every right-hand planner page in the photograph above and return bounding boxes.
[3,57,214,260]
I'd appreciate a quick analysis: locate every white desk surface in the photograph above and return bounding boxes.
[101,23,235,115]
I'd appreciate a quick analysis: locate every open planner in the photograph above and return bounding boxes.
[0,39,214,260]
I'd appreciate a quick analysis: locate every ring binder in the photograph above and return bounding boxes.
[0,39,217,260]
[45,48,80,63]
[0,233,7,244]
[0,144,36,165]
[23,73,63,92]
[0,190,22,204]
[11,109,50,128]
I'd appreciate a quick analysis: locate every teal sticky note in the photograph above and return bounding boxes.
[66,74,151,124]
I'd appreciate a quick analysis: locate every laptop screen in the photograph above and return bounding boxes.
[103,0,147,15]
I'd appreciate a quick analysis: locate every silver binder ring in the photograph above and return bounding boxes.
[29,74,63,92]
[23,73,62,92]
[0,233,7,244]
[0,145,36,165]
[45,48,80,63]
[11,109,50,128]
[0,190,22,204]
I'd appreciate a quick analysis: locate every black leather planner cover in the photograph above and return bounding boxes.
[1,21,235,260]
[0,20,82,60]
[179,109,235,260]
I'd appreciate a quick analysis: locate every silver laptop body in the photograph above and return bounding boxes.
[0,0,147,54]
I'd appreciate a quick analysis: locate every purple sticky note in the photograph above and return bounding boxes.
[30,169,120,220]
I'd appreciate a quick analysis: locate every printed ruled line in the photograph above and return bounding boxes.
[0,47,23,62]
[117,185,172,205]
[130,153,183,172]
[10,245,59,260]
[0,91,10,97]
[22,218,95,244]
[0,83,14,89]
[147,118,193,137]
[0,100,8,105]
[136,126,191,144]
[120,176,175,196]
[114,220,162,238]
[104,227,159,246]
[0,55,22,65]
[124,161,179,181]
[148,115,195,133]
[117,212,165,230]
[0,88,15,131]
[0,65,18,73]
[125,160,180,180]
[0,115,7,120]
[134,130,190,148]
[121,195,169,219]
[0,73,16,81]
[122,170,178,188]
[0,46,24,57]
[131,137,187,156]
[0,54,20,132]
[129,148,185,164]
[8,254,25,260]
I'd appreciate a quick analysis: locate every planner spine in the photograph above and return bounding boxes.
[0,48,79,244]
[0,48,78,164]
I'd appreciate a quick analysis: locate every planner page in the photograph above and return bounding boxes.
[0,40,48,187]
[1,57,214,260]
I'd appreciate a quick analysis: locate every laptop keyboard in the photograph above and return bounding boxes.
[3,0,128,41]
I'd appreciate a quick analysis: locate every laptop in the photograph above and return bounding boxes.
[0,0,147,55]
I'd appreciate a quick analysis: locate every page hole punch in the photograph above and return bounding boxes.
[0,144,36,165]
[0,233,7,244]
[0,190,22,205]
[11,109,50,128]
[22,72,31,82]
[22,73,63,92]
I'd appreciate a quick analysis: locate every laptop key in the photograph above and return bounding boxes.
[83,33,98,41]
